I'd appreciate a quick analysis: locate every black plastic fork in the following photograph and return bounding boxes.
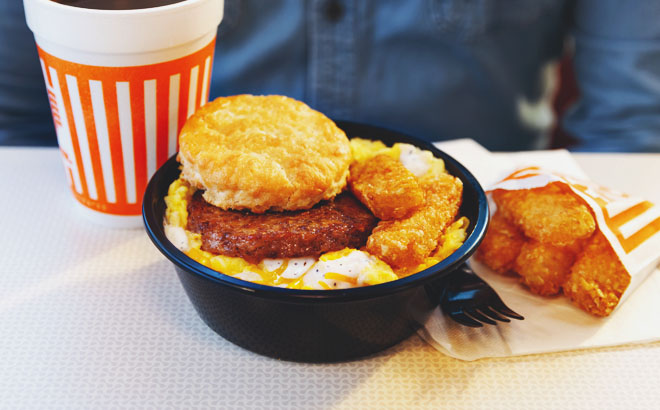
[438,263,524,327]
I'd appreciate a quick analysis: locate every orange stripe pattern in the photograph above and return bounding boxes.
[37,39,216,216]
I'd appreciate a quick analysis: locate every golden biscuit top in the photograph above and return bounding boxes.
[178,95,351,213]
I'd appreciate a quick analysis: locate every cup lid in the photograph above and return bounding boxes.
[24,0,224,55]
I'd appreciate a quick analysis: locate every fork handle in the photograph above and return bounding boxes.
[425,262,474,304]
[430,262,497,306]
[445,263,483,290]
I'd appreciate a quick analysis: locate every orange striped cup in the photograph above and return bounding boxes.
[24,0,224,227]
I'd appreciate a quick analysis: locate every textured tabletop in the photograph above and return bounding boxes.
[1,148,660,410]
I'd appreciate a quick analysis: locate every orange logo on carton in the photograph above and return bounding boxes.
[500,166,542,182]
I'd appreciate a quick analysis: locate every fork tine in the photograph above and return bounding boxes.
[439,262,524,327]
[483,307,511,323]
[465,308,497,325]
[449,312,484,328]
[466,309,498,325]
[480,307,511,323]
[491,299,524,320]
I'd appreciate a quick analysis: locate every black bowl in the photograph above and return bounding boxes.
[143,121,489,362]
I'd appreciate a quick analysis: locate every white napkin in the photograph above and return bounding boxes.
[419,139,660,361]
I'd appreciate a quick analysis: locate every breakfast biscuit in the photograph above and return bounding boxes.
[178,95,351,213]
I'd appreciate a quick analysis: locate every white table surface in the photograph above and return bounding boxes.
[1,147,660,410]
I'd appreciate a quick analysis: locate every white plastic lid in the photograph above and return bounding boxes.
[23,0,224,55]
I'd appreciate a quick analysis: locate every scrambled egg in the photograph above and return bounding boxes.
[163,139,469,289]
[350,138,444,178]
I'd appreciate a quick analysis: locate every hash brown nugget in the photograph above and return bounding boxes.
[365,172,463,268]
[563,232,630,317]
[492,184,596,246]
[514,240,578,296]
[349,154,425,220]
[475,212,525,274]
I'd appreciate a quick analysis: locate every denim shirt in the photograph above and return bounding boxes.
[2,0,660,151]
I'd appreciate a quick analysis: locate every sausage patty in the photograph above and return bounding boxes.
[187,191,378,262]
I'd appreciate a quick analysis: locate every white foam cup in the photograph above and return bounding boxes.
[24,0,224,227]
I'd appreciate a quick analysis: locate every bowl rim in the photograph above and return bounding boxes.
[143,121,490,303]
